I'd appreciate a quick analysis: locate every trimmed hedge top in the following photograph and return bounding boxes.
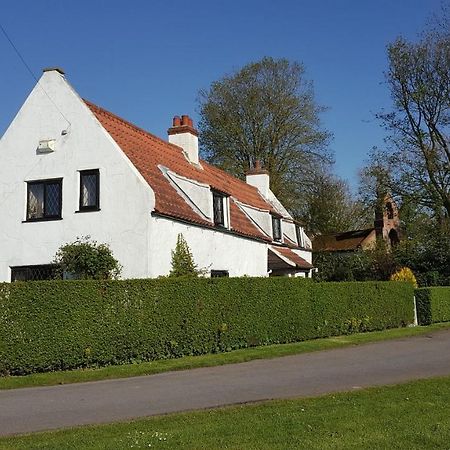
[0,278,414,375]
[415,287,450,325]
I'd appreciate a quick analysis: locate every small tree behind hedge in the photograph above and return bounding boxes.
[169,234,200,277]
[53,236,122,280]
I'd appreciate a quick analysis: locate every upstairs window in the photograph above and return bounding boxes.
[296,225,304,247]
[212,191,227,227]
[26,178,62,221]
[79,169,100,211]
[272,215,282,241]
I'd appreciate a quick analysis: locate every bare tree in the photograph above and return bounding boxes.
[375,27,450,219]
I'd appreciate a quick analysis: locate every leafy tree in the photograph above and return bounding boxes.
[302,169,370,235]
[198,57,332,213]
[169,234,200,278]
[53,236,122,280]
[372,21,450,220]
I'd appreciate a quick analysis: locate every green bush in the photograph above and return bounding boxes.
[415,287,450,325]
[0,279,414,375]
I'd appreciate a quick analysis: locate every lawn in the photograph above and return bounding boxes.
[2,376,450,449]
[1,322,449,390]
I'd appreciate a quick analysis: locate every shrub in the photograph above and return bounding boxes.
[0,279,414,375]
[169,234,201,278]
[415,287,450,325]
[390,267,418,288]
[53,236,122,280]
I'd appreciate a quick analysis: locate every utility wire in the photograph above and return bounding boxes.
[0,21,71,128]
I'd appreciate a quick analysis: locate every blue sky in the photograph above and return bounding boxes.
[0,0,444,187]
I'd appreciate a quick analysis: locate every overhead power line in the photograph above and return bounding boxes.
[0,21,71,128]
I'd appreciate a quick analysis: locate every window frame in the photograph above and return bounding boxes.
[211,270,229,278]
[11,264,59,282]
[212,190,229,228]
[26,178,63,222]
[296,225,304,247]
[78,169,100,212]
[271,214,282,242]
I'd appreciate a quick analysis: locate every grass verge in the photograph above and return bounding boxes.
[1,322,449,391]
[2,376,450,449]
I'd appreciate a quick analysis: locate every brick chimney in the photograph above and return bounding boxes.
[246,160,270,198]
[168,115,199,165]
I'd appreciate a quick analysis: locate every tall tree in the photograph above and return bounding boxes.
[301,169,369,235]
[198,57,332,212]
[373,24,450,219]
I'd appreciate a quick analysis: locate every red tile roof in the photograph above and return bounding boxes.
[269,246,313,270]
[85,100,279,242]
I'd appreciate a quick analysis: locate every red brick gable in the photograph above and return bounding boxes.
[85,100,277,242]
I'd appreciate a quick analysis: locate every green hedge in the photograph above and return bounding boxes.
[0,279,414,375]
[415,287,450,325]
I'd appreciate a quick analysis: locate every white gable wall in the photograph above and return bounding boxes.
[0,71,155,281]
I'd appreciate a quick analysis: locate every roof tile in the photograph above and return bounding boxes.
[85,100,275,241]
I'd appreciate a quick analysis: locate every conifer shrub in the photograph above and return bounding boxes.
[169,234,201,277]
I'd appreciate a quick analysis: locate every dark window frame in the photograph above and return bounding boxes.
[78,169,100,212]
[296,225,303,247]
[211,270,229,278]
[11,264,59,282]
[212,190,227,227]
[26,178,63,222]
[272,215,282,241]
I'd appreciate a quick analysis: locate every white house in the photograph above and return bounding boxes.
[0,68,313,282]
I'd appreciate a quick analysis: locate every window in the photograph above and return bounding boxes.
[211,270,229,278]
[11,265,58,282]
[212,191,226,227]
[272,215,282,241]
[79,169,100,211]
[26,179,62,221]
[386,202,394,220]
[296,225,304,247]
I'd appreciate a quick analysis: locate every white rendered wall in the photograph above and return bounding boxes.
[291,248,313,265]
[148,215,268,277]
[0,71,155,282]
[246,173,269,198]
[168,133,199,165]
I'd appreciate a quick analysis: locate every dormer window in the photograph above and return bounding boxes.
[212,191,228,227]
[272,215,282,241]
[296,225,304,247]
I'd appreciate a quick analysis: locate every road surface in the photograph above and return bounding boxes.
[1,328,450,436]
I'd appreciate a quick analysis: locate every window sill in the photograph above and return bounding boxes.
[75,208,101,213]
[214,223,230,230]
[22,217,63,223]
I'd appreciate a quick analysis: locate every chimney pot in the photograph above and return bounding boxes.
[168,114,199,165]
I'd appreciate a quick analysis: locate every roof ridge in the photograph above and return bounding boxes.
[84,99,270,204]
[83,99,183,153]
[317,228,375,238]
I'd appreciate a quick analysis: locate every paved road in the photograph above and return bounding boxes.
[2,329,450,436]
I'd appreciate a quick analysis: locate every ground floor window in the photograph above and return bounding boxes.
[10,265,59,282]
[211,270,229,278]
